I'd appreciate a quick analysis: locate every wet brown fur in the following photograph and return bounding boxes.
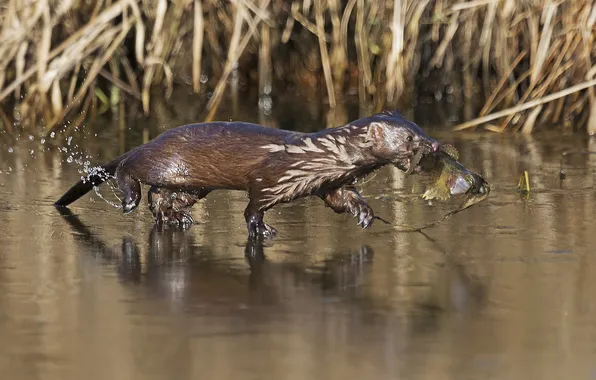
[55,110,438,238]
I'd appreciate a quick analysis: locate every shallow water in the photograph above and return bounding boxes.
[1,99,596,380]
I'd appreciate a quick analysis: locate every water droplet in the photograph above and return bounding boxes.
[28,135,34,141]
[50,132,56,138]
[29,149,34,156]
[67,156,73,163]
[40,138,45,144]
[200,74,208,84]
[7,147,13,153]
[67,136,73,146]
[8,167,12,172]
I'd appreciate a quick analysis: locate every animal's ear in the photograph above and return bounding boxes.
[366,123,384,143]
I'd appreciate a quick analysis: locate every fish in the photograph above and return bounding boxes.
[417,144,490,205]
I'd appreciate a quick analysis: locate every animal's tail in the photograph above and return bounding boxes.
[54,153,130,207]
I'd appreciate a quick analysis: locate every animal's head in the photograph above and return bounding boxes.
[360,110,439,172]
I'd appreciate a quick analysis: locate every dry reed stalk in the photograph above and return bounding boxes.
[205,0,271,120]
[98,69,142,100]
[479,0,496,97]
[453,78,596,131]
[205,1,246,119]
[192,0,204,93]
[46,17,135,134]
[493,0,558,131]
[258,0,272,97]
[315,0,336,107]
[290,1,325,39]
[479,51,526,116]
[0,0,135,104]
[354,0,372,102]
[429,11,459,69]
[385,0,404,102]
[339,0,357,59]
[328,0,346,91]
[451,0,498,12]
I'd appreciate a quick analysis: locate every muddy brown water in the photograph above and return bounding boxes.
[1,98,596,380]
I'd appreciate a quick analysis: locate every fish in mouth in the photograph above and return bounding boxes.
[415,143,490,201]
[404,148,425,176]
[393,142,490,203]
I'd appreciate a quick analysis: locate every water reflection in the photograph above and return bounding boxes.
[39,200,495,380]
[56,205,485,316]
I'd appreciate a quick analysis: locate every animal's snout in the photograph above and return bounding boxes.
[417,138,439,154]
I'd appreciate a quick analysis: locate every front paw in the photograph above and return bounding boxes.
[353,202,374,229]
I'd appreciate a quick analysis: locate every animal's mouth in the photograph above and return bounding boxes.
[404,149,424,175]
[393,152,424,174]
[403,140,439,175]
[394,140,439,175]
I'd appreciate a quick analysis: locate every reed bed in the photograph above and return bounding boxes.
[0,0,595,136]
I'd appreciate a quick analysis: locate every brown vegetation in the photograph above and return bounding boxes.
[0,0,595,136]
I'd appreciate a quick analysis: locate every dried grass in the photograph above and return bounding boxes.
[0,0,596,135]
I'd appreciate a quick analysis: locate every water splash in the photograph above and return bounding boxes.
[78,165,122,210]
[92,184,122,209]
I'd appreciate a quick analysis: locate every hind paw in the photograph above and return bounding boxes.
[257,223,277,238]
[155,210,194,227]
[247,220,277,239]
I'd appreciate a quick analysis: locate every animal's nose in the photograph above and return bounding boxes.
[432,141,439,152]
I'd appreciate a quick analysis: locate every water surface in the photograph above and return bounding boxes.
[1,100,596,380]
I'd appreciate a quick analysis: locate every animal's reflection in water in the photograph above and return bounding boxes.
[56,208,377,306]
[56,208,486,317]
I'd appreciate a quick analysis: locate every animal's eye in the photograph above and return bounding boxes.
[406,135,413,142]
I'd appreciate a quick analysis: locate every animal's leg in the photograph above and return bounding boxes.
[320,185,375,229]
[116,170,142,214]
[244,193,277,239]
[148,187,210,226]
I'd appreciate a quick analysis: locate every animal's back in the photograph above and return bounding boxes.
[120,122,302,190]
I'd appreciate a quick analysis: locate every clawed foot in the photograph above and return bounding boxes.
[350,202,375,229]
[248,222,277,239]
[258,223,277,238]
[155,210,194,228]
[246,212,277,239]
[148,187,200,229]
[122,196,139,214]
